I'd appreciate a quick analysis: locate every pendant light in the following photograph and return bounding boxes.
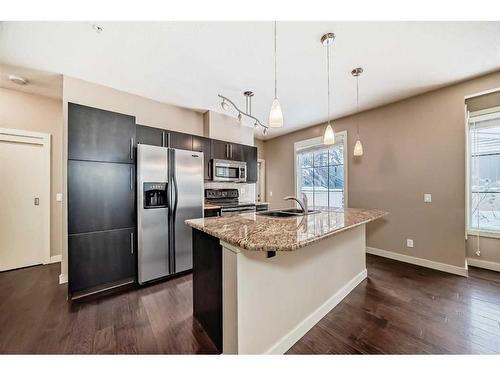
[269,21,283,128]
[352,67,364,156]
[321,33,335,145]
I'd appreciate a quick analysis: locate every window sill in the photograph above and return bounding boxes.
[467,229,500,240]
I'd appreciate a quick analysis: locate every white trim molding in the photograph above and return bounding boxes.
[49,255,62,264]
[467,257,500,273]
[266,269,367,354]
[367,247,468,277]
[59,273,68,284]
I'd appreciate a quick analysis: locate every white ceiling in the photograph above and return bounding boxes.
[0,63,62,99]
[1,21,500,139]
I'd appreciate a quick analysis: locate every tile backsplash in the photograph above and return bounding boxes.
[204,182,256,203]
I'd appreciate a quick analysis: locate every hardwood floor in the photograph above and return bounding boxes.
[1,254,500,354]
[288,255,500,354]
[0,263,217,354]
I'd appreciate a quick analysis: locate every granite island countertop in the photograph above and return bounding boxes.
[186,207,387,252]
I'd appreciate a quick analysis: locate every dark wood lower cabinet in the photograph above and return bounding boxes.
[192,229,222,353]
[68,228,136,295]
[68,160,136,234]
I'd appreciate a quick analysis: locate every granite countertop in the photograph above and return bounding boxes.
[186,207,387,252]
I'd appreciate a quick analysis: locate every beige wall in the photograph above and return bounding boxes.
[263,71,500,269]
[255,138,265,160]
[0,88,63,258]
[203,111,255,146]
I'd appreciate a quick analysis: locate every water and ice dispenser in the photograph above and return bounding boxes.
[143,182,167,209]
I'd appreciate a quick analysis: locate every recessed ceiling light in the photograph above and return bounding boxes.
[8,75,28,85]
[92,24,103,34]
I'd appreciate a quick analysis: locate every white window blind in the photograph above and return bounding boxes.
[469,110,500,234]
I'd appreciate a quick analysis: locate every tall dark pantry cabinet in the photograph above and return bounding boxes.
[68,103,137,297]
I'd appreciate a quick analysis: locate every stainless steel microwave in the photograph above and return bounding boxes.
[212,159,247,182]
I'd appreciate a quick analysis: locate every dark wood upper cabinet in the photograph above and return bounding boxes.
[242,145,258,182]
[68,228,136,293]
[68,160,136,234]
[136,124,164,147]
[68,103,136,164]
[193,135,212,180]
[210,139,230,160]
[229,143,244,162]
[168,130,193,151]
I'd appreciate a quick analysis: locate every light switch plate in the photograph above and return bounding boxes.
[56,193,63,202]
[406,239,414,248]
[424,193,432,203]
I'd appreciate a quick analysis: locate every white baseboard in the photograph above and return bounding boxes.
[367,247,468,277]
[265,269,368,354]
[467,257,500,272]
[59,273,68,284]
[49,255,62,264]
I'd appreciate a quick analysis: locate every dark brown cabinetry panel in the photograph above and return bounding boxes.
[210,139,230,160]
[136,124,164,147]
[242,145,258,182]
[168,130,193,150]
[69,228,136,293]
[193,135,212,180]
[192,229,222,353]
[68,160,136,234]
[68,103,136,164]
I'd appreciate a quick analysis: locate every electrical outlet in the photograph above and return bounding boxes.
[269,191,273,197]
[424,193,432,203]
[406,239,414,248]
[56,193,63,202]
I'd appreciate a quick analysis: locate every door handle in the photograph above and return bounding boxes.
[226,144,229,158]
[230,144,233,158]
[130,232,134,254]
[162,131,165,147]
[130,137,134,159]
[130,167,134,191]
[167,133,171,148]
[34,197,39,206]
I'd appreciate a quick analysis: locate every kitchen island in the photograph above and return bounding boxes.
[185,207,386,354]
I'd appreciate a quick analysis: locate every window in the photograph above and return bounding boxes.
[295,132,347,208]
[468,108,500,235]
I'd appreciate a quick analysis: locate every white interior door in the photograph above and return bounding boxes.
[0,129,50,271]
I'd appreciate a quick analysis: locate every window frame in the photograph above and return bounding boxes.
[293,130,348,209]
[466,107,500,239]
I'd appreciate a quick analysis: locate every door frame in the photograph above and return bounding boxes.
[0,127,51,265]
[257,158,266,202]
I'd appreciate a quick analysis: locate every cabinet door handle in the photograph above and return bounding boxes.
[130,137,134,159]
[226,144,229,158]
[130,167,134,191]
[167,133,171,148]
[162,131,165,147]
[230,144,233,158]
[130,232,134,254]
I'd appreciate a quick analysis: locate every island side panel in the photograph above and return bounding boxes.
[192,228,223,353]
[223,224,367,354]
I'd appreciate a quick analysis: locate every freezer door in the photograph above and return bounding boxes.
[137,144,170,284]
[171,148,204,273]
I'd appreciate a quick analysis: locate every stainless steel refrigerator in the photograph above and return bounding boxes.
[137,144,203,284]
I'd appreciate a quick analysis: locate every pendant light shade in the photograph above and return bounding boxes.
[321,33,335,145]
[352,67,364,156]
[269,98,283,128]
[353,139,363,156]
[323,123,335,145]
[269,21,284,128]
